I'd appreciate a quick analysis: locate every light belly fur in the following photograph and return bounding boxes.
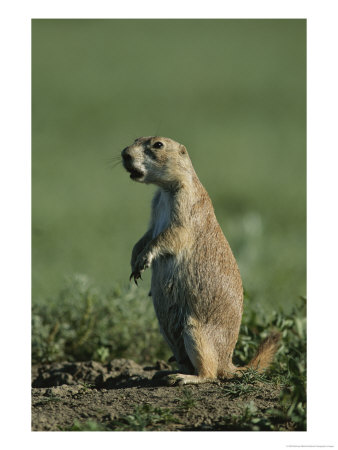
[152,190,171,239]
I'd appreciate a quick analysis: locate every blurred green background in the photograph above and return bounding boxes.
[32,19,306,311]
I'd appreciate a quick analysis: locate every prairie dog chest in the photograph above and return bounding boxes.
[152,190,172,239]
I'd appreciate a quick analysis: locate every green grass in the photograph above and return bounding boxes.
[220,401,281,431]
[32,19,306,312]
[222,379,257,399]
[63,404,179,431]
[110,404,179,431]
[32,274,171,364]
[63,420,109,431]
[176,388,198,411]
[32,275,306,367]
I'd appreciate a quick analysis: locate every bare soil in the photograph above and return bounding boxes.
[32,359,287,431]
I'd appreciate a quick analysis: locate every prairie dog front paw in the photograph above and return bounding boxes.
[130,250,153,284]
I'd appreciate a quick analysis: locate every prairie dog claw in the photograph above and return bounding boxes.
[130,271,142,285]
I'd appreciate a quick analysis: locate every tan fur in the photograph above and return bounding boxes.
[121,136,280,385]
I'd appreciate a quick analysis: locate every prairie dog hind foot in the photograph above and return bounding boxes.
[165,373,220,386]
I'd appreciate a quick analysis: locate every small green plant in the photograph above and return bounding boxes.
[176,388,197,411]
[270,356,306,430]
[35,395,62,406]
[94,346,110,364]
[223,382,256,399]
[223,368,272,399]
[111,404,179,431]
[231,296,306,430]
[64,420,108,431]
[226,401,276,431]
[79,382,95,392]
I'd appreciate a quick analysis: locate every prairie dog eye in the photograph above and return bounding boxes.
[153,141,163,149]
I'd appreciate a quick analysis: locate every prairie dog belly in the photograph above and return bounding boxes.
[151,190,177,302]
[151,255,187,330]
[151,253,180,290]
[151,189,190,295]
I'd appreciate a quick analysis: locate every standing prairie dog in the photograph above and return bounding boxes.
[121,136,280,385]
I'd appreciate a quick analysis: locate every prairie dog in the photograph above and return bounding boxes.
[121,136,279,385]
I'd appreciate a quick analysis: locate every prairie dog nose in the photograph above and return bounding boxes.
[121,147,132,162]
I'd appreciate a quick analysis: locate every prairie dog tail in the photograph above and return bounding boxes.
[241,331,281,373]
[221,332,281,379]
[171,332,281,380]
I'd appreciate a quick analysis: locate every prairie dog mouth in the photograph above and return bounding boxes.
[121,148,145,180]
[127,166,144,180]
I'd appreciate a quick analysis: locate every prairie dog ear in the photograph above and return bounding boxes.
[180,144,187,155]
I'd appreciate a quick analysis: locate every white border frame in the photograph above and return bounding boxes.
[1,1,337,448]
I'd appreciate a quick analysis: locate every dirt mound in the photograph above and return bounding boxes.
[32,359,170,389]
[32,359,290,431]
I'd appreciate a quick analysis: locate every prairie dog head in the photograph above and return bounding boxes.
[121,136,193,188]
